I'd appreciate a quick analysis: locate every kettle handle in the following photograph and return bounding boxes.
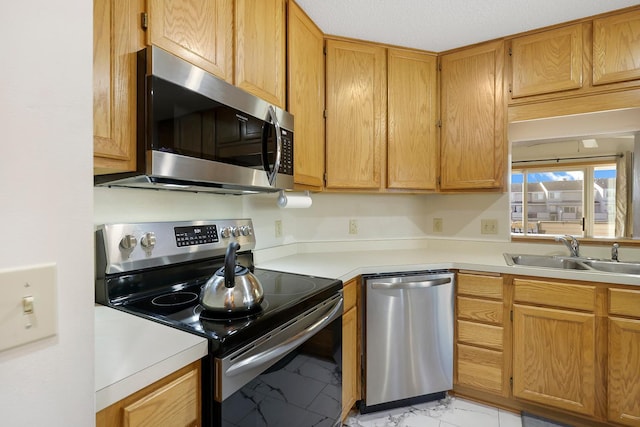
[224,242,241,288]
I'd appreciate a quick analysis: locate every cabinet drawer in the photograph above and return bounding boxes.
[457,320,503,351]
[343,278,358,312]
[123,365,199,427]
[457,297,503,325]
[458,273,503,299]
[609,288,640,318]
[514,278,595,311]
[456,343,504,395]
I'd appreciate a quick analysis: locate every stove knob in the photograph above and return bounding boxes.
[240,225,252,236]
[231,227,240,237]
[220,227,231,238]
[141,232,156,249]
[120,234,137,250]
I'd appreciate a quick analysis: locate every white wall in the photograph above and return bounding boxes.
[0,1,94,426]
[94,190,511,249]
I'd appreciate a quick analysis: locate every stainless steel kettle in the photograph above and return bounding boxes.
[200,242,264,313]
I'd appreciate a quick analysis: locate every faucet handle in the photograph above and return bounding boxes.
[612,242,620,261]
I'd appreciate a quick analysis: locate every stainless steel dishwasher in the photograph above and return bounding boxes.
[360,270,455,413]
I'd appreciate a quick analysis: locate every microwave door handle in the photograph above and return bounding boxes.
[262,106,282,186]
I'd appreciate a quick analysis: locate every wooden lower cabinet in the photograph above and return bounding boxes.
[454,272,509,397]
[608,288,640,426]
[341,277,360,420]
[513,304,596,416]
[96,361,201,427]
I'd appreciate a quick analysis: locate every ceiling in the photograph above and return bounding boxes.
[295,0,640,52]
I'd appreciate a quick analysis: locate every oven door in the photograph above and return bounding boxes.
[203,294,343,427]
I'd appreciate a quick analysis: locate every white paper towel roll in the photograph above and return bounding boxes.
[277,191,312,208]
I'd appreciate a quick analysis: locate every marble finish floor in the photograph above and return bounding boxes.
[343,396,522,427]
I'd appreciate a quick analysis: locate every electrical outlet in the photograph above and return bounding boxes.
[349,219,358,235]
[275,220,283,238]
[481,219,498,235]
[433,218,443,232]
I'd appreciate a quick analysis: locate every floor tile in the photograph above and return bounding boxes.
[344,396,518,427]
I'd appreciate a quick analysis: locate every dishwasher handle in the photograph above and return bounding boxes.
[370,277,452,290]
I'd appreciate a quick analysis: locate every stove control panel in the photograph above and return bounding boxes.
[97,219,256,275]
[174,225,218,247]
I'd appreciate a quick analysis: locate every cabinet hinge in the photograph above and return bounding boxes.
[438,61,442,72]
[510,377,513,390]
[323,110,327,119]
[436,119,442,128]
[437,176,441,187]
[141,12,148,30]
[323,172,328,186]
[508,47,512,57]
[510,310,513,321]
[508,83,512,94]
[323,45,327,55]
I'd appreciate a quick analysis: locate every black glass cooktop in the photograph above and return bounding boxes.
[109,262,342,356]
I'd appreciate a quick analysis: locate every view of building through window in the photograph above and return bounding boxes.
[511,164,616,238]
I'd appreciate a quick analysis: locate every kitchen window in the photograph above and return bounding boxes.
[511,163,618,238]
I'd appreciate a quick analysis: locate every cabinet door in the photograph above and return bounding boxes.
[608,317,640,426]
[93,0,143,174]
[387,49,438,190]
[440,41,505,191]
[513,304,596,416]
[288,2,325,189]
[235,0,286,107]
[511,24,583,97]
[96,362,201,427]
[341,305,358,420]
[147,0,232,82]
[593,10,640,85]
[325,40,387,190]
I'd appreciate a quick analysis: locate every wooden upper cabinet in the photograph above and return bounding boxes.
[325,39,387,190]
[93,0,144,174]
[593,9,640,86]
[147,0,233,83]
[387,49,438,190]
[235,0,286,108]
[440,41,505,191]
[510,24,584,98]
[288,1,325,190]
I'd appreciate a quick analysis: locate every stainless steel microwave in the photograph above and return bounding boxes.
[94,46,294,194]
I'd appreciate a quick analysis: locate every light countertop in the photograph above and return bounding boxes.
[94,239,640,412]
[94,305,208,412]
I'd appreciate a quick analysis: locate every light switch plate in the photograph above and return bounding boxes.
[0,263,57,352]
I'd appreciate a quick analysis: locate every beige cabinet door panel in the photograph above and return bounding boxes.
[608,317,640,426]
[440,41,505,191]
[387,49,438,190]
[593,10,640,85]
[147,0,233,83]
[235,0,286,107]
[288,2,325,189]
[513,304,596,416]
[325,40,386,190]
[511,24,583,97]
[342,306,358,420]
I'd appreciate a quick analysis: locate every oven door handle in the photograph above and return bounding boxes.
[225,296,343,377]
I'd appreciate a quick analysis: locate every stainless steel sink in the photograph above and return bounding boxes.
[504,253,640,275]
[581,260,640,275]
[504,254,590,270]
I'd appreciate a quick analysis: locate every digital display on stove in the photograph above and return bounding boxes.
[174,225,218,247]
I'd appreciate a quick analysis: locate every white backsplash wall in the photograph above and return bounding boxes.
[93,187,244,225]
[243,191,511,249]
[94,188,511,248]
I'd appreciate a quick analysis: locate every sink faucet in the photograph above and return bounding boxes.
[611,242,620,262]
[556,235,580,257]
